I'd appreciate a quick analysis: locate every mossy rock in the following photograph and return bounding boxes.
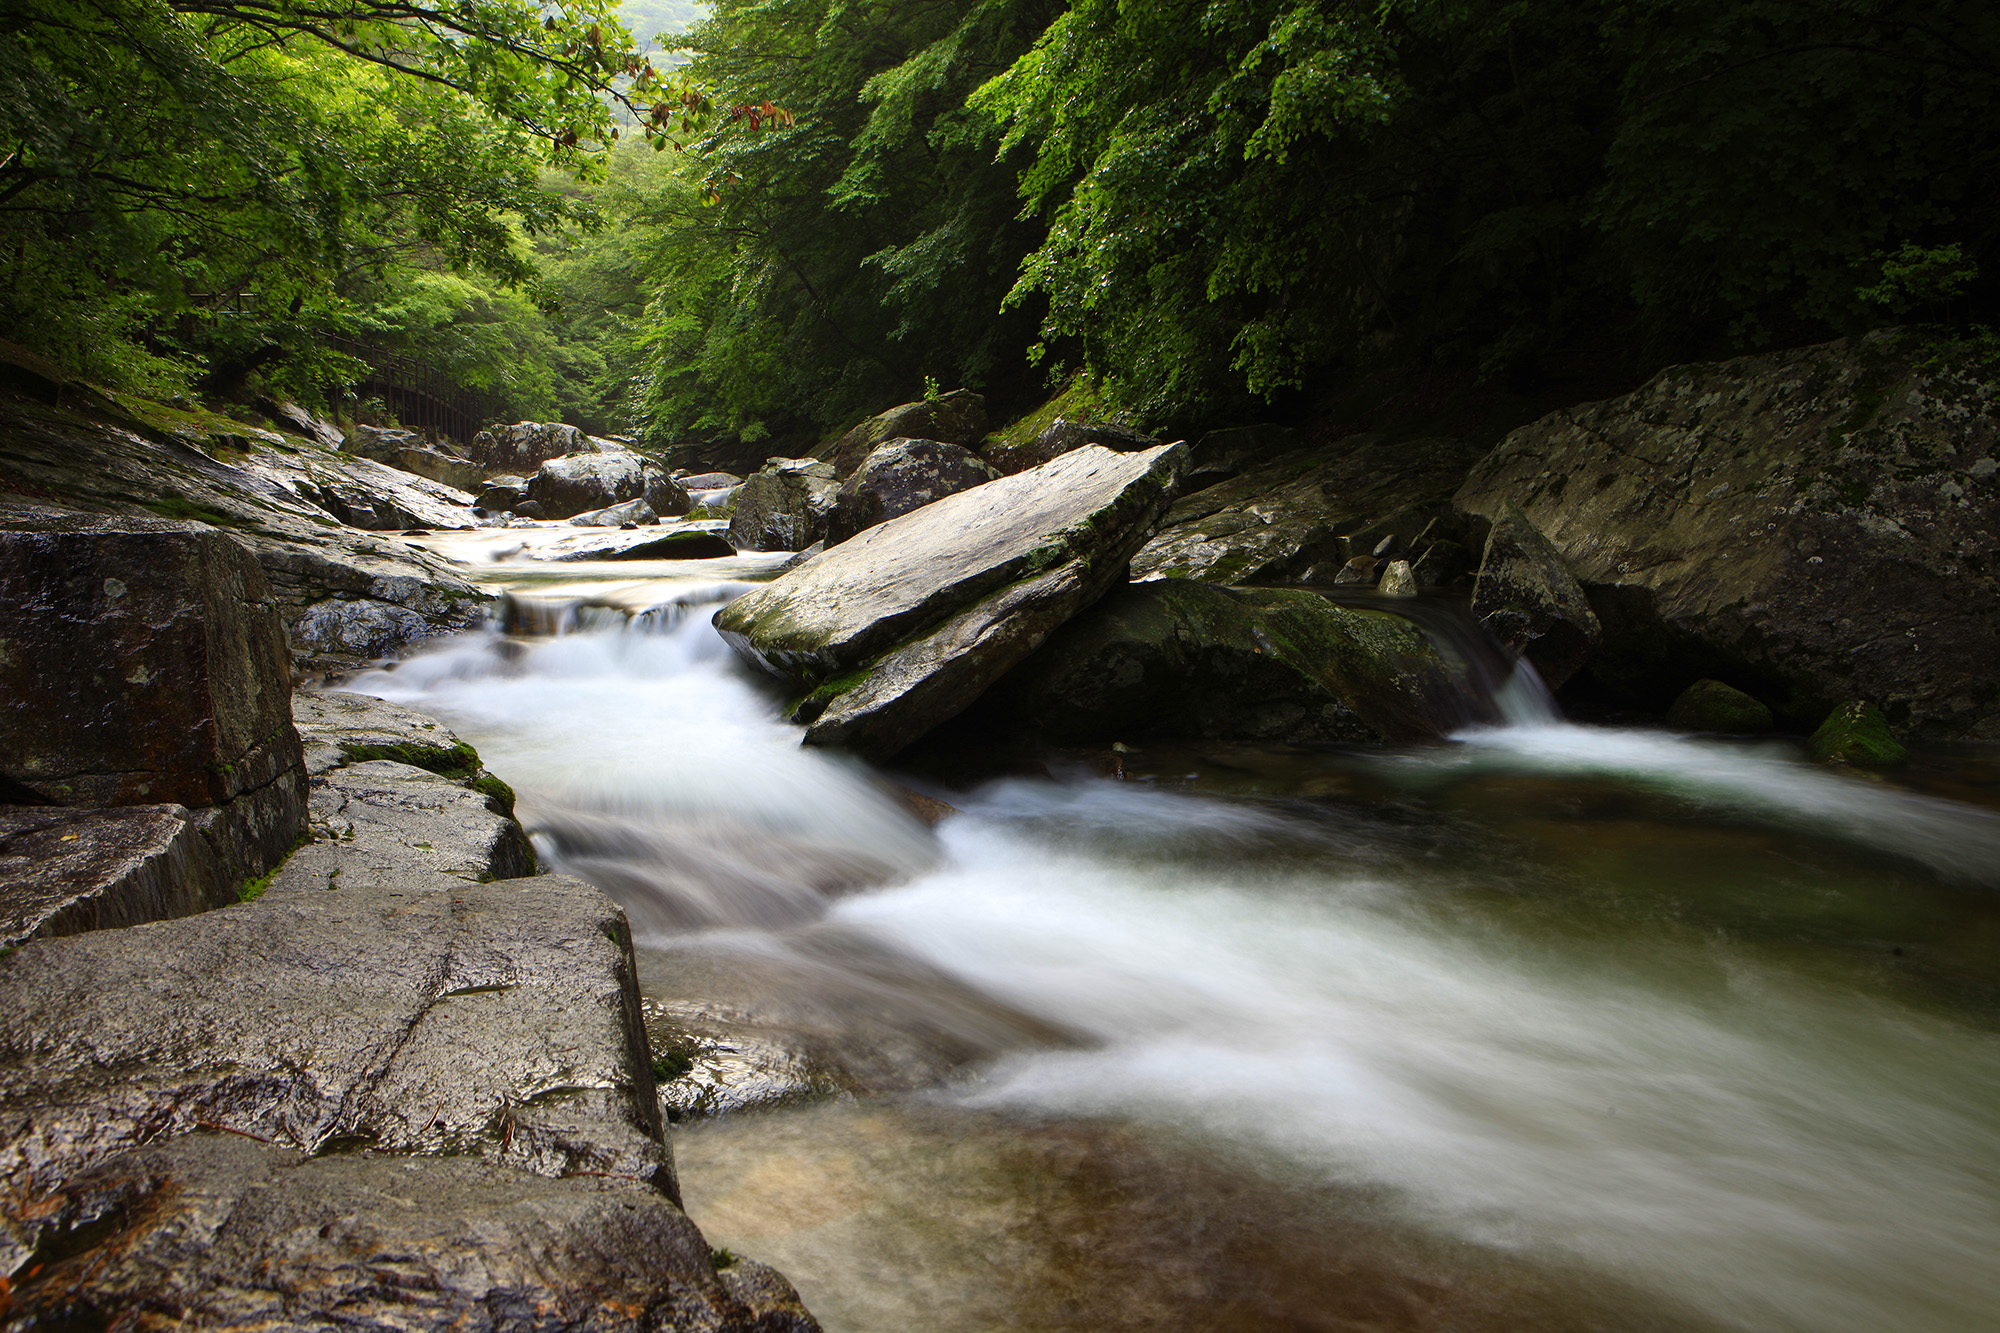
[468,773,517,819]
[339,740,481,780]
[1809,701,1909,766]
[1665,679,1774,733]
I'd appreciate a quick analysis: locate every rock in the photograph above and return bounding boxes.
[0,388,491,673]
[775,540,825,575]
[474,481,528,511]
[1410,537,1470,587]
[715,443,1187,758]
[1133,433,1482,585]
[569,497,660,527]
[1470,503,1602,690]
[1665,679,1775,733]
[981,579,1470,746]
[727,458,842,552]
[341,422,423,462]
[825,437,999,545]
[1810,700,1910,766]
[0,871,673,1255]
[1183,423,1307,488]
[289,691,532,883]
[0,513,306,880]
[982,417,1161,476]
[820,390,987,477]
[588,529,738,561]
[1330,555,1379,586]
[1378,559,1418,596]
[514,499,547,518]
[467,420,626,474]
[679,471,743,490]
[388,444,488,493]
[0,804,231,947]
[530,452,690,520]
[4,1135,816,1333]
[1453,332,2000,736]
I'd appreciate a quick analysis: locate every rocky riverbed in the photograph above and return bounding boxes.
[3,326,1998,1329]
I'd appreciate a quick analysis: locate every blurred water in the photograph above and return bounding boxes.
[350,562,2000,1333]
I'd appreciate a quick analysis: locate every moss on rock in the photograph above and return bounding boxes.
[1809,701,1909,767]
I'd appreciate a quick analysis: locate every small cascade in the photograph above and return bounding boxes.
[1309,586,1563,728]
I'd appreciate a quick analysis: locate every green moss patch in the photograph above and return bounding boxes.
[1810,701,1909,767]
[340,740,482,780]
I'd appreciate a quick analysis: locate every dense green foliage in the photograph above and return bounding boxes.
[629,0,2000,436]
[7,0,1999,442]
[0,0,648,408]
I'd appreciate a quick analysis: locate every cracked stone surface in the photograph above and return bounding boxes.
[1455,331,2000,735]
[0,872,673,1271]
[4,1134,818,1332]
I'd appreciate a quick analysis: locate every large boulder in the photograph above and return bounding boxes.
[1454,332,2000,735]
[1469,503,1602,689]
[529,452,690,520]
[1132,433,1482,585]
[467,420,627,474]
[825,437,999,545]
[0,513,306,881]
[714,443,1187,759]
[981,579,1473,746]
[727,458,842,552]
[819,390,987,477]
[982,417,1160,476]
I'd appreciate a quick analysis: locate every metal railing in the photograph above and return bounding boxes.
[328,335,501,448]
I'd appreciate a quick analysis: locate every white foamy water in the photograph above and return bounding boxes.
[351,600,2000,1333]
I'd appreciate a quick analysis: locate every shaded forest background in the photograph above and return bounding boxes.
[7,0,1999,448]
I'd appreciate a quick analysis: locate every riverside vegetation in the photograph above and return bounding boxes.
[4,0,2000,1330]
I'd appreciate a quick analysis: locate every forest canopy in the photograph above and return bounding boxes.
[7,0,1999,442]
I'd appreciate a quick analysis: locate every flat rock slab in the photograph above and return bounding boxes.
[292,689,477,779]
[0,804,229,947]
[0,872,671,1272]
[716,444,1185,758]
[7,1134,817,1332]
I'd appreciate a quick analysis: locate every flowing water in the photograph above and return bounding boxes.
[350,534,2000,1333]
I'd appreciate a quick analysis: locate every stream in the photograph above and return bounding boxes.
[349,530,2000,1333]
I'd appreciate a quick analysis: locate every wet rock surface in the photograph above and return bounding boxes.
[530,451,690,521]
[1469,504,1602,690]
[825,437,998,545]
[0,804,230,947]
[287,691,531,885]
[716,444,1186,759]
[727,459,842,553]
[1454,331,2000,735]
[979,579,1471,746]
[0,513,307,878]
[6,1134,817,1333]
[469,420,624,474]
